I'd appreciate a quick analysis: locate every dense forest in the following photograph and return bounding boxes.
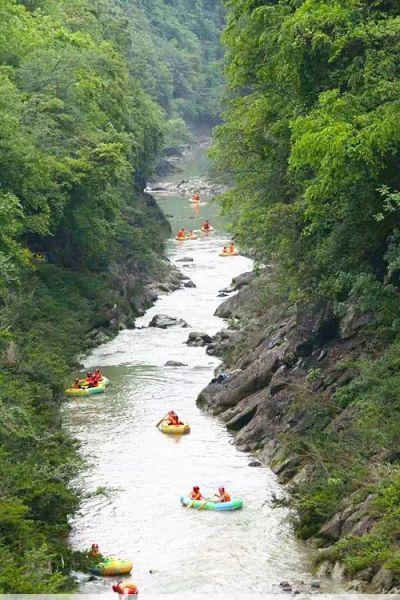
[0,0,223,591]
[213,0,400,583]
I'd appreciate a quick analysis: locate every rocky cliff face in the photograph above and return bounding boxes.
[197,270,397,592]
[85,191,185,347]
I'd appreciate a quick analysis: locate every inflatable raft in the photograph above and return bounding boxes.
[180,495,243,511]
[160,421,190,435]
[201,227,214,234]
[176,236,186,241]
[90,558,133,576]
[219,250,239,257]
[65,384,106,397]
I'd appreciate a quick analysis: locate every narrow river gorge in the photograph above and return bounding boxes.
[64,145,320,596]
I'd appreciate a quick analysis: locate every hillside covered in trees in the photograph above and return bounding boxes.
[209,0,400,587]
[0,0,223,592]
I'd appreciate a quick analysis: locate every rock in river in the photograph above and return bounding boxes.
[149,314,189,329]
[186,331,213,346]
[164,360,188,367]
[176,257,194,263]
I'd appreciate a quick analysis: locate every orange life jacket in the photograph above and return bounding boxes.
[219,492,231,503]
[190,491,202,500]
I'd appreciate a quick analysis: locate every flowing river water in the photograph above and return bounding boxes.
[64,145,324,597]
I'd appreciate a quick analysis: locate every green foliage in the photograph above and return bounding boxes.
[213,0,400,316]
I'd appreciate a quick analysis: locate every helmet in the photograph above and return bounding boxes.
[193,486,200,492]
[219,487,225,493]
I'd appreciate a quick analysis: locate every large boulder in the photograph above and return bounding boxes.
[149,314,189,329]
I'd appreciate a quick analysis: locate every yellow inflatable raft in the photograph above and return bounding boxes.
[65,384,106,397]
[90,558,133,576]
[176,236,186,241]
[219,250,239,257]
[160,421,191,435]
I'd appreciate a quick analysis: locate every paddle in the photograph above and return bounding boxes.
[155,413,170,429]
[197,498,216,510]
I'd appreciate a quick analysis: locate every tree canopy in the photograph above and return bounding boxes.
[213,0,400,312]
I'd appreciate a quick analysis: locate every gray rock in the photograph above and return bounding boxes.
[217,292,229,297]
[183,280,196,288]
[164,361,188,367]
[232,271,255,290]
[176,257,194,262]
[346,580,368,592]
[371,566,394,592]
[310,580,320,589]
[340,303,373,340]
[248,460,262,467]
[89,329,111,345]
[320,512,342,540]
[186,331,213,346]
[315,561,333,578]
[294,301,339,356]
[331,561,346,581]
[149,314,189,329]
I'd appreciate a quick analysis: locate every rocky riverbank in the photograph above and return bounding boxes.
[197,269,400,593]
[86,191,184,348]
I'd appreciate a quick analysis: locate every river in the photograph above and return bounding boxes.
[64,144,317,597]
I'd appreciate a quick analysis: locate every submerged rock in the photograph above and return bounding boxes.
[183,280,196,288]
[164,360,188,367]
[176,257,194,263]
[149,314,189,329]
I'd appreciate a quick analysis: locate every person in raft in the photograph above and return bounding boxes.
[192,192,200,202]
[72,379,82,389]
[190,486,204,501]
[202,220,211,230]
[177,228,186,238]
[93,369,103,383]
[167,411,183,426]
[216,486,231,503]
[229,242,236,253]
[88,543,102,560]
[85,372,99,388]
[222,246,228,254]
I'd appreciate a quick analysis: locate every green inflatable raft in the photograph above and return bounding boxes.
[180,495,243,511]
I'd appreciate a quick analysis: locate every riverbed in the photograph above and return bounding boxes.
[65,145,315,596]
